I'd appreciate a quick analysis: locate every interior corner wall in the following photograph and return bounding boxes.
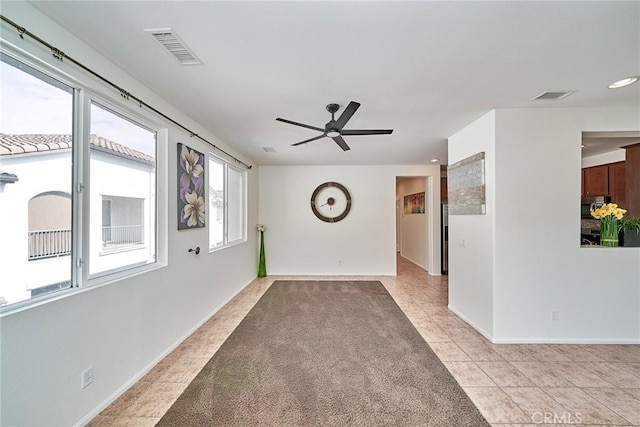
[447,111,496,339]
[0,3,258,426]
[493,107,640,343]
[396,178,428,270]
[258,165,440,276]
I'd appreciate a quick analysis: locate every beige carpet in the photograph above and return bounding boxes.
[156,280,489,426]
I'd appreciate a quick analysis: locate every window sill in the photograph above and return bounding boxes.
[209,238,247,254]
[99,244,145,256]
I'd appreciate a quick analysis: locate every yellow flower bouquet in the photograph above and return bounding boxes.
[591,203,626,247]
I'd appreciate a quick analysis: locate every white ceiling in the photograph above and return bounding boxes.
[29,1,640,166]
[582,131,640,158]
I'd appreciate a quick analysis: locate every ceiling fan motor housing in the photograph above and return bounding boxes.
[325,122,340,135]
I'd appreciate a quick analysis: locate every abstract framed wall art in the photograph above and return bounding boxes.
[404,192,425,214]
[448,151,486,215]
[177,143,206,230]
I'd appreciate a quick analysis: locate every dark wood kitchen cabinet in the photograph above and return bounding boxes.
[440,177,448,200]
[582,165,609,196]
[581,161,627,207]
[624,143,640,216]
[608,162,626,207]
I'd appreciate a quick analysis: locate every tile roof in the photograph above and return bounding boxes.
[209,187,224,200]
[0,134,155,164]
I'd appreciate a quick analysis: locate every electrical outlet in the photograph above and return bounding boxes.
[551,311,559,321]
[81,366,94,389]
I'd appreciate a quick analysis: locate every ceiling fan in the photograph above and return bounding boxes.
[276,101,393,151]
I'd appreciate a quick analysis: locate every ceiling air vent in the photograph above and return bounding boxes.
[529,91,574,101]
[262,146,277,153]
[144,28,202,66]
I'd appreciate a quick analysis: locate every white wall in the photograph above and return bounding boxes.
[0,3,258,426]
[494,107,639,343]
[259,165,440,276]
[447,110,496,339]
[396,178,428,270]
[448,107,640,344]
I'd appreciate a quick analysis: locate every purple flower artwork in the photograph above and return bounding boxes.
[178,143,205,230]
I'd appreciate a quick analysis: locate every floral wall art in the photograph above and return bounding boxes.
[178,143,205,230]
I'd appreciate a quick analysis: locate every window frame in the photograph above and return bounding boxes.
[83,98,159,283]
[0,47,167,314]
[208,152,247,252]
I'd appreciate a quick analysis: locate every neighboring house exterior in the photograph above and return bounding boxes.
[0,134,155,305]
[208,186,224,248]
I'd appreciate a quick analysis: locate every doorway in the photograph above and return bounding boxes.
[395,177,428,272]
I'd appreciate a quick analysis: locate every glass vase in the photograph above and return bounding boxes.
[258,230,267,277]
[600,217,619,247]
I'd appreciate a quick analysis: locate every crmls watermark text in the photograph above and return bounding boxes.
[532,411,583,424]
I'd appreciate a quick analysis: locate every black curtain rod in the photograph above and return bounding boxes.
[0,14,252,170]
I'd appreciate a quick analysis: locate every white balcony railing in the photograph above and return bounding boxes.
[28,229,71,260]
[28,225,144,260]
[102,225,144,249]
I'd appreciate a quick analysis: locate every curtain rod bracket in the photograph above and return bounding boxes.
[17,26,25,39]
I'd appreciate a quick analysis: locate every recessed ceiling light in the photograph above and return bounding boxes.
[431,158,440,163]
[608,76,639,89]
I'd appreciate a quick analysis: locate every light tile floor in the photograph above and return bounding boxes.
[89,256,640,426]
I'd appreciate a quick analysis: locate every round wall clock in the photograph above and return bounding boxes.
[310,182,352,223]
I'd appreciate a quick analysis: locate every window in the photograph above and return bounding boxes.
[0,54,73,306]
[89,102,156,277]
[209,154,246,250]
[0,52,162,310]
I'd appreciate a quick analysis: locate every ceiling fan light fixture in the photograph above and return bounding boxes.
[326,130,340,138]
[608,76,639,89]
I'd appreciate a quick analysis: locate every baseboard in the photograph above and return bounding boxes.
[75,275,258,427]
[399,254,428,272]
[490,337,640,344]
[266,273,398,277]
[448,305,639,344]
[447,304,494,341]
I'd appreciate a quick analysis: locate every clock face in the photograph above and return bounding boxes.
[310,182,352,223]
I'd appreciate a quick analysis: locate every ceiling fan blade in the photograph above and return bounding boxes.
[341,129,393,136]
[332,135,351,151]
[276,118,324,133]
[333,101,360,130]
[291,134,326,146]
